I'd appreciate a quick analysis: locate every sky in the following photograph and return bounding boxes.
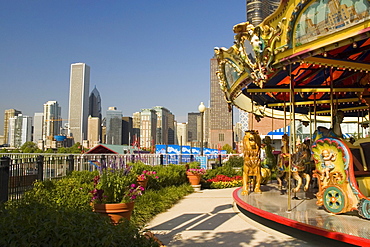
[0,0,246,134]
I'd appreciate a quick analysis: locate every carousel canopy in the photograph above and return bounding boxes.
[215,0,370,123]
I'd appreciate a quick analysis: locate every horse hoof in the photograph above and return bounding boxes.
[255,188,262,193]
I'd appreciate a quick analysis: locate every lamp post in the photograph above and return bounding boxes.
[198,102,206,156]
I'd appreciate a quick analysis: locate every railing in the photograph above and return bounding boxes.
[0,153,238,202]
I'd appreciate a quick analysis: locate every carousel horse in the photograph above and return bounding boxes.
[291,139,313,192]
[313,110,344,142]
[261,136,276,170]
[277,134,289,190]
[242,130,262,195]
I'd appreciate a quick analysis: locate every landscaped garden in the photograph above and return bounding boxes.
[0,157,243,246]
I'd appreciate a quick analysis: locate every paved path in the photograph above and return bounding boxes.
[145,188,352,247]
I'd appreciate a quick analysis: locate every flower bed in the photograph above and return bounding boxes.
[207,174,242,189]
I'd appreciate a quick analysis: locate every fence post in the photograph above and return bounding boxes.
[67,155,74,173]
[0,156,10,203]
[160,154,164,165]
[37,155,44,181]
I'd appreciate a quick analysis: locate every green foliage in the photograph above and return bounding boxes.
[203,166,242,181]
[187,161,201,169]
[209,180,242,189]
[223,155,244,167]
[0,202,158,247]
[96,169,137,203]
[222,144,235,154]
[20,141,42,153]
[44,148,55,153]
[15,170,99,211]
[132,184,194,227]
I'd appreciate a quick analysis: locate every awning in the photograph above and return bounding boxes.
[267,126,290,136]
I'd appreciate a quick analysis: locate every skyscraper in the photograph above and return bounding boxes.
[43,101,62,141]
[33,112,44,143]
[8,114,32,148]
[87,116,101,147]
[187,112,200,143]
[140,109,157,149]
[89,86,102,119]
[3,109,22,144]
[246,0,280,26]
[210,57,233,149]
[68,63,90,144]
[106,107,123,145]
[152,106,170,145]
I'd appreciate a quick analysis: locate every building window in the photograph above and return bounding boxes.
[219,133,225,142]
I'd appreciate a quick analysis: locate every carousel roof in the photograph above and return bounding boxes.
[215,0,370,123]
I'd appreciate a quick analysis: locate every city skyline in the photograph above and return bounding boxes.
[0,1,246,133]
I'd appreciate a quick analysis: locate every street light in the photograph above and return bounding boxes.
[198,102,206,156]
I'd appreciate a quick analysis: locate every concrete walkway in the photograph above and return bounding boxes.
[145,188,343,247]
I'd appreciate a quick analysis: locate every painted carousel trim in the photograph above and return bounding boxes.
[233,187,370,246]
[246,88,365,93]
[304,56,370,71]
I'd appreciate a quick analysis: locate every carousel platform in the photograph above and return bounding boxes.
[234,182,370,246]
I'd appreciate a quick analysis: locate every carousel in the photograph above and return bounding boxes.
[215,0,370,245]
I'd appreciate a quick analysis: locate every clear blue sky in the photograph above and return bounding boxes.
[0,0,246,134]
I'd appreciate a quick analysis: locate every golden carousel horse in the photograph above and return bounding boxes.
[277,134,289,190]
[242,130,262,195]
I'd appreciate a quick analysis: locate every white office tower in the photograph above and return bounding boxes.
[239,109,249,133]
[8,114,32,148]
[68,63,90,144]
[43,101,62,141]
[33,112,44,143]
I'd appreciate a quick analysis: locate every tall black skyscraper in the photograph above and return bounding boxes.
[89,86,102,120]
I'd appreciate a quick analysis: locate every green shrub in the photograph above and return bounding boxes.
[203,166,242,181]
[223,155,244,167]
[0,202,158,247]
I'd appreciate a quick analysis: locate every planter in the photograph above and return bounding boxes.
[137,177,149,189]
[93,202,135,224]
[186,172,201,185]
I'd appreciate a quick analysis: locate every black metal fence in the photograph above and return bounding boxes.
[0,153,232,202]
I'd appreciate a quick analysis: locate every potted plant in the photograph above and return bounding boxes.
[90,162,144,224]
[136,170,158,189]
[186,167,206,186]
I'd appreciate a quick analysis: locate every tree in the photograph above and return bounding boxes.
[222,144,235,154]
[20,141,42,153]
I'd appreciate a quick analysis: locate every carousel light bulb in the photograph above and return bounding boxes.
[353,42,357,48]
[324,52,327,57]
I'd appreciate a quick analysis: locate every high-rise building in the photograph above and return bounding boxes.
[33,112,44,143]
[140,109,157,149]
[43,101,62,141]
[89,86,102,119]
[87,116,101,147]
[68,63,90,144]
[132,112,141,146]
[106,107,123,145]
[176,122,188,146]
[3,109,22,144]
[246,0,280,26]
[210,58,233,149]
[187,112,200,143]
[153,106,170,145]
[122,117,133,145]
[168,113,175,145]
[8,114,32,148]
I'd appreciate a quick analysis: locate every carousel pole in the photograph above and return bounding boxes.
[251,96,254,130]
[330,67,334,126]
[288,64,296,211]
[314,94,317,130]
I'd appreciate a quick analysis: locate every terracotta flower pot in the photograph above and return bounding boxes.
[93,202,135,224]
[136,177,149,189]
[186,172,201,185]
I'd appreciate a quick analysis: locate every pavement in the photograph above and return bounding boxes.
[145,188,351,247]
